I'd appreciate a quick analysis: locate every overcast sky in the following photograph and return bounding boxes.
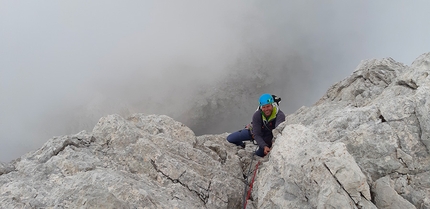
[1,1,430,162]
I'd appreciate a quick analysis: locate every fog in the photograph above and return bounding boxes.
[1,1,430,162]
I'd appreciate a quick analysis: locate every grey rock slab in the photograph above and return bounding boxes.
[373,176,416,209]
[0,114,246,208]
[256,124,375,209]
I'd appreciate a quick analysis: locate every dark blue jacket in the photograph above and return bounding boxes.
[251,105,285,149]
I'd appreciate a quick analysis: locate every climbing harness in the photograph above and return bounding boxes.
[242,145,260,209]
[241,94,281,208]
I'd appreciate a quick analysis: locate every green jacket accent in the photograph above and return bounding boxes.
[261,105,278,122]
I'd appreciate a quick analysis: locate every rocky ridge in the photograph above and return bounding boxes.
[1,52,430,208]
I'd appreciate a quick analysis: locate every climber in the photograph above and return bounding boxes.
[226,93,285,157]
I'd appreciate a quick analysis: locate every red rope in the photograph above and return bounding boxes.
[244,161,260,209]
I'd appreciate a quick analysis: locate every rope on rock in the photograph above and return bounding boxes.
[243,161,260,209]
[242,145,260,209]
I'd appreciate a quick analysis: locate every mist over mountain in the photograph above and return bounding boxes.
[2,1,430,162]
[1,53,429,208]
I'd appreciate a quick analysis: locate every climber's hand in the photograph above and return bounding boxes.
[264,146,271,155]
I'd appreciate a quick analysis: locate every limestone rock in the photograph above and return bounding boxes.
[373,176,415,209]
[0,114,247,208]
[256,124,375,209]
[277,52,430,208]
[0,162,14,176]
[317,57,406,107]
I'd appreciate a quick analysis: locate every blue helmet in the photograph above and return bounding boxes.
[259,93,274,106]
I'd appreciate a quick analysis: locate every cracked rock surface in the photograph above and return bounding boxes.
[0,114,247,208]
[258,52,430,208]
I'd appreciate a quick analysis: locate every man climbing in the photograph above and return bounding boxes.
[226,93,285,157]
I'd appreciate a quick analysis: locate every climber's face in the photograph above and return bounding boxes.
[261,104,273,117]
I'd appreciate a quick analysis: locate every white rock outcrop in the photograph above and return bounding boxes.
[254,52,430,208]
[0,114,247,208]
[257,124,374,209]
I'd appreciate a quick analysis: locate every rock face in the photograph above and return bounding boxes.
[0,114,248,208]
[256,53,430,208]
[257,125,374,209]
[1,52,430,208]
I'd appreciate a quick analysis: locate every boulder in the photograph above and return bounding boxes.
[256,124,375,209]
